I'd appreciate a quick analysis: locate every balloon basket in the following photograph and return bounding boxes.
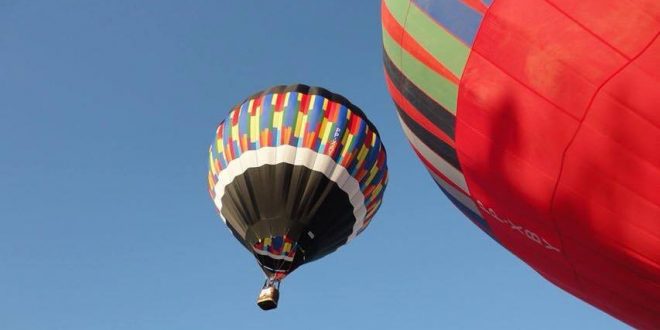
[257,282,280,310]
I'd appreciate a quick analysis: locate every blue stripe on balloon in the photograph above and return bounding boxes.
[435,183,498,242]
[222,119,231,157]
[238,102,249,139]
[307,98,323,150]
[411,0,485,45]
[332,105,349,161]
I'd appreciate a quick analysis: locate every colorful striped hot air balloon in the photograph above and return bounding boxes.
[208,84,388,310]
[382,0,659,328]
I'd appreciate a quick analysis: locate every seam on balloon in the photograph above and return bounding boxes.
[547,32,660,295]
[397,0,412,86]
[455,0,585,293]
[543,0,630,60]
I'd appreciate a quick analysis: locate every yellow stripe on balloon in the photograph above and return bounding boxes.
[371,184,383,198]
[294,110,303,138]
[308,95,316,111]
[365,166,379,185]
[231,121,239,142]
[340,129,350,145]
[207,172,215,189]
[318,120,327,143]
[298,113,308,139]
[216,137,224,154]
[284,92,290,108]
[208,152,215,173]
[322,121,333,144]
[343,134,353,153]
[273,111,283,130]
[250,115,259,142]
[357,145,368,161]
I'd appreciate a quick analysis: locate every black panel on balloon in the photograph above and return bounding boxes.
[220,163,356,275]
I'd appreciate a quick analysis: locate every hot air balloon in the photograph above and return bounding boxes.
[208,84,388,310]
[381,0,659,328]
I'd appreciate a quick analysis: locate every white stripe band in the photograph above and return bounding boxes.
[429,171,480,216]
[253,249,295,262]
[397,115,469,192]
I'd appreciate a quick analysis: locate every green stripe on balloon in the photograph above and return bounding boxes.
[382,28,459,113]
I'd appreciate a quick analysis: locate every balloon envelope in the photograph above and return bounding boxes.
[208,84,388,281]
[382,0,659,327]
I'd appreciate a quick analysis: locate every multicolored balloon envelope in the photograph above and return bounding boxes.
[382,0,659,328]
[208,84,388,309]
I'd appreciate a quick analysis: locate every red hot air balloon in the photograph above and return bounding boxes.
[381,0,659,328]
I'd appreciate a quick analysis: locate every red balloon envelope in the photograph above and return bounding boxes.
[382,0,659,328]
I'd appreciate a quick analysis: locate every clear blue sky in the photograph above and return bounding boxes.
[1,1,626,329]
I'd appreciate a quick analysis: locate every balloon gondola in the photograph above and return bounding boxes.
[256,278,280,310]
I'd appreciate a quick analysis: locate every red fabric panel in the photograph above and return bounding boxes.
[596,38,660,131]
[587,87,660,170]
[457,52,579,178]
[456,0,660,327]
[563,238,660,309]
[456,158,578,286]
[576,279,660,329]
[470,0,626,118]
[547,0,660,58]
[554,125,660,267]
[552,35,660,328]
[455,50,576,255]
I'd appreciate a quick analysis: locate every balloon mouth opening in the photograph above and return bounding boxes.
[256,284,280,310]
